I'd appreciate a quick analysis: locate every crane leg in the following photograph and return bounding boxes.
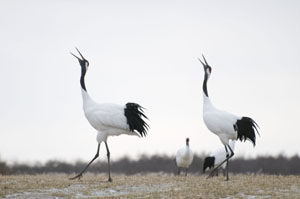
[207,144,234,180]
[225,145,234,181]
[225,145,229,181]
[209,169,217,177]
[185,168,188,176]
[105,141,112,182]
[70,144,100,180]
[177,167,181,175]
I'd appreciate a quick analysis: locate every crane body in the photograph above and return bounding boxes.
[70,48,149,182]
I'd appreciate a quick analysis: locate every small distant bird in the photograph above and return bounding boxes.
[176,138,194,176]
[70,48,149,182]
[203,140,236,177]
[198,55,259,181]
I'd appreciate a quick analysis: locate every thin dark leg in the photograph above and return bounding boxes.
[226,160,229,180]
[212,169,217,177]
[105,141,112,182]
[70,144,100,180]
[207,144,235,179]
[185,168,188,176]
[174,159,178,175]
[226,144,234,181]
[177,167,181,175]
[225,145,229,181]
[227,144,234,157]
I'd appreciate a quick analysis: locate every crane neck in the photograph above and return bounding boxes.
[80,66,87,92]
[81,88,92,102]
[185,145,190,153]
[81,88,95,111]
[183,145,190,157]
[203,94,214,112]
[203,72,209,97]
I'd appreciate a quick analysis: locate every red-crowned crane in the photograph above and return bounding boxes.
[176,138,194,176]
[70,48,149,182]
[198,55,259,181]
[203,140,235,177]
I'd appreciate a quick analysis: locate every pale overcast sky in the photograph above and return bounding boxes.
[0,0,300,164]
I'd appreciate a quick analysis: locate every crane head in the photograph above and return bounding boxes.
[186,137,190,145]
[198,55,212,75]
[70,48,89,70]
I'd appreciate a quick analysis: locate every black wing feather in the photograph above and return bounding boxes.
[203,156,215,173]
[236,117,259,146]
[125,103,149,137]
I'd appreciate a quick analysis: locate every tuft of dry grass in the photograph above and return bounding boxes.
[0,173,300,198]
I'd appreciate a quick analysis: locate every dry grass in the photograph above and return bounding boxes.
[0,173,300,198]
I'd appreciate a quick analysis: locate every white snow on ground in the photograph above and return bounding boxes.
[5,182,175,198]
[4,178,300,199]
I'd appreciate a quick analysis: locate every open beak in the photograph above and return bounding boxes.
[197,54,209,70]
[202,54,208,65]
[70,48,85,61]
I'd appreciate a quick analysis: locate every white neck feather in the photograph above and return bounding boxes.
[81,88,94,107]
[203,94,214,112]
[183,145,191,157]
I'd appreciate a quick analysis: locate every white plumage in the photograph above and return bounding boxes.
[176,138,194,176]
[82,91,138,140]
[70,48,149,182]
[203,97,240,145]
[199,55,259,180]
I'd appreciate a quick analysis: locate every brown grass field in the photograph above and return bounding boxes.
[0,173,299,198]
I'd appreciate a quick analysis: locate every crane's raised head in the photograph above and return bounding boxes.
[198,55,212,77]
[186,137,190,145]
[70,48,89,70]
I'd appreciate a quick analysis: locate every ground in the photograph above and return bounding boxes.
[0,173,300,198]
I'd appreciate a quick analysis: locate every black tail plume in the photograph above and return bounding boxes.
[203,156,215,173]
[125,103,149,137]
[236,117,259,146]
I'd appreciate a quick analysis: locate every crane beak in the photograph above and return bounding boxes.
[75,48,85,60]
[70,52,81,61]
[70,47,86,62]
[197,57,207,69]
[202,54,208,66]
[198,54,210,71]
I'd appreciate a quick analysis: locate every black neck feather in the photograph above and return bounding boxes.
[203,73,209,97]
[80,67,87,91]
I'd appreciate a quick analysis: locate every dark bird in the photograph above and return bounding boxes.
[203,140,235,177]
